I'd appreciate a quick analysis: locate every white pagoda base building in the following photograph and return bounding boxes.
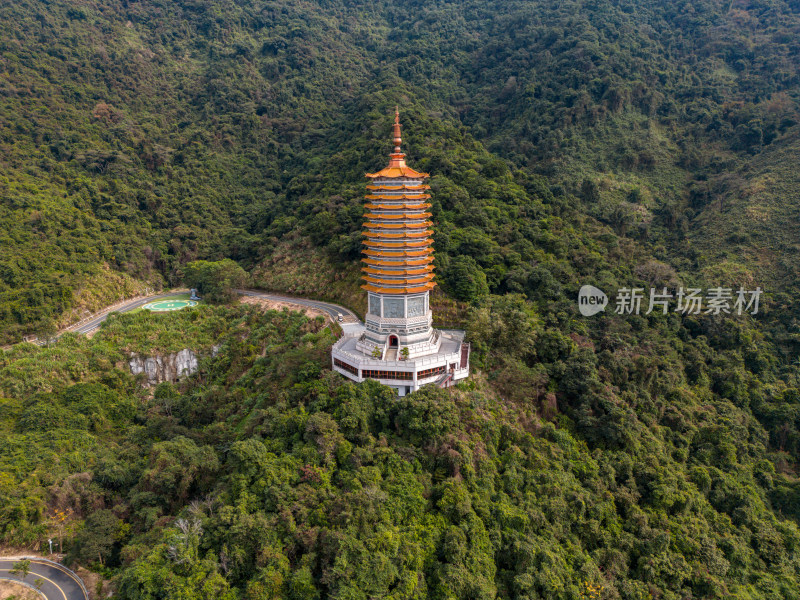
[331,108,470,396]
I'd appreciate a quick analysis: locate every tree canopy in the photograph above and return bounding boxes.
[3,0,800,598]
[183,260,249,304]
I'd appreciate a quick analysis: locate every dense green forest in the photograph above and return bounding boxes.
[4,304,800,600]
[3,0,800,598]
[3,0,800,337]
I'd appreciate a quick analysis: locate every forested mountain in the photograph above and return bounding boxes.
[4,0,800,337]
[3,0,800,598]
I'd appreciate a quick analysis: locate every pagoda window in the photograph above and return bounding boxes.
[334,359,359,376]
[363,369,413,381]
[418,366,446,379]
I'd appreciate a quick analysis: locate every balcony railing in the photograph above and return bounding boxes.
[365,312,432,326]
[332,339,461,370]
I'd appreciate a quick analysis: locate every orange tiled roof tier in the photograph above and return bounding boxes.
[365,213,432,220]
[364,220,432,228]
[364,203,431,211]
[364,236,431,243]
[363,273,434,284]
[363,257,434,266]
[365,160,430,179]
[363,249,433,257]
[362,240,431,250]
[364,221,433,234]
[362,283,436,294]
[366,184,430,191]
[362,266,434,275]
[363,231,431,239]
[366,194,432,200]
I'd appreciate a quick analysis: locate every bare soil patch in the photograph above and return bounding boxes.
[0,579,40,599]
[239,296,329,321]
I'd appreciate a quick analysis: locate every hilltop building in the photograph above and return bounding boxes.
[331,108,470,396]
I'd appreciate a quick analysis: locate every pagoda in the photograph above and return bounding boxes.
[331,108,470,396]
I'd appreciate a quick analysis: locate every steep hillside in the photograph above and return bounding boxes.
[2,306,800,599]
[690,131,800,288]
[2,0,800,340]
[4,2,800,597]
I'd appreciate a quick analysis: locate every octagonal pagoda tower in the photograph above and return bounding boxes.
[358,108,439,359]
[331,108,469,396]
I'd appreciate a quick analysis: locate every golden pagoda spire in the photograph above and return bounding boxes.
[393,106,402,153]
[365,107,429,179]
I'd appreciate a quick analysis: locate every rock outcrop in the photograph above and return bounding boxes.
[129,349,199,386]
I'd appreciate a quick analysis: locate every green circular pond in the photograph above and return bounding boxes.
[142,299,198,312]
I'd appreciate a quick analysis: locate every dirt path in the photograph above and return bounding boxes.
[238,295,329,320]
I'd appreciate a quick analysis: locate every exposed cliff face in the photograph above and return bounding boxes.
[129,349,198,386]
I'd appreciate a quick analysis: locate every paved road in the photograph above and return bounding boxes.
[58,291,187,338]
[0,558,88,600]
[235,289,360,321]
[53,290,360,339]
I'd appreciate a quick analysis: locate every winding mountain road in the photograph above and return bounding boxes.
[0,558,88,600]
[61,291,188,337]
[57,289,360,338]
[235,289,362,331]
